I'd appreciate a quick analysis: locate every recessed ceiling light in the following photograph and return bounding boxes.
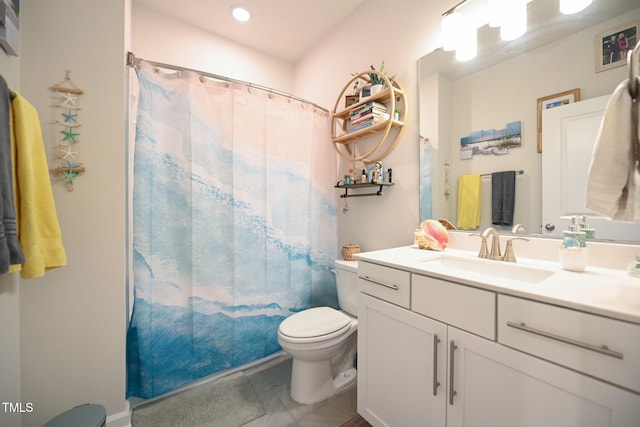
[231,5,251,22]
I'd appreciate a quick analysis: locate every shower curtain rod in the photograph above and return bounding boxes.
[126,52,329,113]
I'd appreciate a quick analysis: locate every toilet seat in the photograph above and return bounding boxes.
[279,307,353,344]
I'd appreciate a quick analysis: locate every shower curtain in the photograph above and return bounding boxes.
[126,62,338,399]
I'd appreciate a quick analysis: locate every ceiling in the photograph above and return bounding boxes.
[133,0,366,63]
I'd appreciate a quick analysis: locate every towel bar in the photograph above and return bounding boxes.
[480,169,523,178]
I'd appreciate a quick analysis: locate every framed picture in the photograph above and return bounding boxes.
[536,88,580,153]
[359,84,371,99]
[345,95,359,108]
[595,21,638,73]
[0,0,19,56]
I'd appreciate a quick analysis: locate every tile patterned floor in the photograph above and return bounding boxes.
[243,355,368,427]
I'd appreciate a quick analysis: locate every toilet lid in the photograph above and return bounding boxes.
[279,307,352,339]
[44,404,106,427]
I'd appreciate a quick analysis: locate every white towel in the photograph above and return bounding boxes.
[586,79,640,221]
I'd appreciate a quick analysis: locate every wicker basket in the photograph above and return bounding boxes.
[341,244,360,261]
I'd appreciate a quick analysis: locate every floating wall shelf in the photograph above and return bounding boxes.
[335,182,395,198]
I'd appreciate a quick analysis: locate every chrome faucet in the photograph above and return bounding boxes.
[511,224,526,234]
[470,233,490,259]
[475,227,529,262]
[503,237,530,262]
[481,227,502,260]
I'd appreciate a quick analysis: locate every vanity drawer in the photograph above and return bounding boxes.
[498,295,640,393]
[358,262,410,309]
[412,274,496,340]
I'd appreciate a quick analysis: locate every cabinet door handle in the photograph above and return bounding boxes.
[448,340,458,405]
[433,334,441,396]
[361,276,399,291]
[506,321,624,360]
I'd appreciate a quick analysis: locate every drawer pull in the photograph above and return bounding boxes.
[433,334,441,396]
[448,340,457,405]
[362,276,399,291]
[506,321,624,360]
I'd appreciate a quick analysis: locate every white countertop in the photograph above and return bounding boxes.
[355,245,640,325]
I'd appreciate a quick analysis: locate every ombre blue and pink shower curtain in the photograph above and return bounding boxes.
[126,62,338,399]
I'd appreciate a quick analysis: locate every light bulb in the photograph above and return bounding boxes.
[231,6,251,22]
[441,11,463,51]
[487,0,508,27]
[559,0,592,15]
[456,16,477,61]
[500,0,527,41]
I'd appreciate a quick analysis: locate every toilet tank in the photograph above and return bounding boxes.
[334,260,358,317]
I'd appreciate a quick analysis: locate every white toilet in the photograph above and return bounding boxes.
[277,259,358,404]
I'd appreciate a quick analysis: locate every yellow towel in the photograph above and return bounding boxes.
[457,174,482,229]
[9,92,67,278]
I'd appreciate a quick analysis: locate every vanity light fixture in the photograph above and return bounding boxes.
[441,10,463,51]
[441,0,537,61]
[440,0,498,61]
[499,0,527,41]
[487,0,507,27]
[559,0,592,15]
[231,5,251,22]
[456,15,478,61]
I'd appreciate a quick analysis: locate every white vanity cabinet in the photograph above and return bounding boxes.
[445,325,640,427]
[357,260,640,427]
[358,293,447,427]
[357,261,447,427]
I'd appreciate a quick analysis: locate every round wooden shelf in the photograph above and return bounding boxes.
[331,70,408,164]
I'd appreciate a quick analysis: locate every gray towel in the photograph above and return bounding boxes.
[0,74,24,273]
[491,171,516,226]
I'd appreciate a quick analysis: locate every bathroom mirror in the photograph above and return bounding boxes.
[419,0,640,242]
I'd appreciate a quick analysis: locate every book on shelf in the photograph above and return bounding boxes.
[348,121,374,133]
[350,101,387,115]
[348,119,383,133]
[351,106,387,121]
[350,111,390,126]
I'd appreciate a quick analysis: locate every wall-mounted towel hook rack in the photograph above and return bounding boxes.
[628,41,639,99]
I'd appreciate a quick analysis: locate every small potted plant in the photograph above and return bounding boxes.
[368,61,386,96]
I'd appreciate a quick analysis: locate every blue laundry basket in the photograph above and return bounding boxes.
[43,403,106,427]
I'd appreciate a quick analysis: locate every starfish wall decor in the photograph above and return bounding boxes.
[51,71,86,190]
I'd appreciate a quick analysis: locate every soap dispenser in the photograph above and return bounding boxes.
[579,215,596,240]
[559,216,588,272]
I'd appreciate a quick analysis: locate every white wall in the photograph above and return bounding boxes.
[0,276,21,427]
[0,1,129,426]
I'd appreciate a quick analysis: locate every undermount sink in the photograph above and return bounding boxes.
[420,255,556,284]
